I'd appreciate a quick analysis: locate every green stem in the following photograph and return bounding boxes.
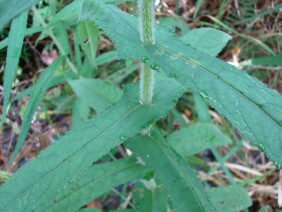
[140,64,154,104]
[138,0,155,105]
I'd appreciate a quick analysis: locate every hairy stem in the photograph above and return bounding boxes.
[140,64,154,104]
[138,0,155,105]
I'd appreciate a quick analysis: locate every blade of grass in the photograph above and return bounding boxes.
[234,3,282,25]
[1,12,28,128]
[7,57,64,167]
[0,0,38,30]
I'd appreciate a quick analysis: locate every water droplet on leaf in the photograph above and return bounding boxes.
[169,73,177,79]
[150,63,160,70]
[199,91,208,99]
[257,143,265,152]
[119,135,127,142]
[274,161,282,169]
[141,56,149,63]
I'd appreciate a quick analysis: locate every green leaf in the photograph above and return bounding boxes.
[182,27,232,57]
[0,1,38,30]
[240,55,282,67]
[126,128,214,211]
[37,157,148,211]
[7,58,64,165]
[133,181,168,212]
[54,22,71,55]
[48,0,136,29]
[80,1,282,167]
[68,78,122,113]
[96,51,117,66]
[77,20,99,67]
[194,94,211,122]
[71,97,90,128]
[159,16,190,35]
[1,12,28,126]
[0,72,184,211]
[208,186,252,211]
[167,123,232,157]
[194,0,204,18]
[12,70,75,103]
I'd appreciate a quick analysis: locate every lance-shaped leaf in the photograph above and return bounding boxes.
[126,129,214,211]
[0,72,184,211]
[77,20,99,67]
[80,0,282,167]
[0,1,37,30]
[8,57,64,165]
[1,12,28,126]
[37,157,148,211]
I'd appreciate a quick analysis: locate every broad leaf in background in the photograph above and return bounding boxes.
[208,186,252,211]
[71,97,90,128]
[1,12,28,127]
[80,0,282,167]
[7,58,64,166]
[0,73,184,211]
[77,20,99,67]
[182,27,232,57]
[194,94,211,122]
[0,0,38,30]
[159,16,190,35]
[37,157,148,211]
[68,78,122,113]
[127,129,215,211]
[167,123,232,157]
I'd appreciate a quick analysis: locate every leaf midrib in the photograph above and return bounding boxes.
[47,160,141,209]
[98,4,282,130]
[149,136,206,211]
[3,103,142,211]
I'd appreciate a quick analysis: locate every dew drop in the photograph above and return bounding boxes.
[257,143,265,152]
[274,161,282,169]
[141,56,149,63]
[150,63,160,70]
[199,91,208,99]
[169,73,177,79]
[35,154,41,159]
[119,135,127,142]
